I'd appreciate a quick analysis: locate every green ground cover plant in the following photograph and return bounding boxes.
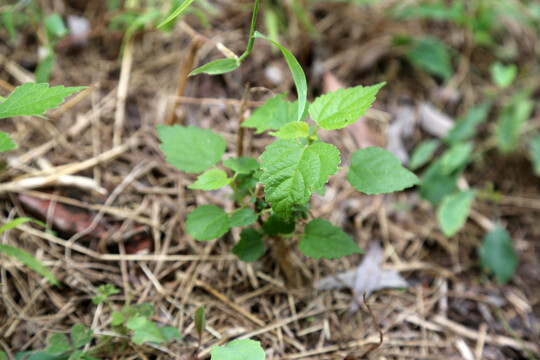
[157,0,419,272]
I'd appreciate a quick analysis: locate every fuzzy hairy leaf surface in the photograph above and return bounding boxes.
[186,205,230,241]
[299,218,363,260]
[157,125,226,174]
[241,94,301,134]
[347,147,419,195]
[480,225,517,284]
[210,339,265,360]
[309,83,385,130]
[0,82,86,119]
[260,140,340,218]
[437,190,476,237]
[232,228,264,262]
[188,169,231,190]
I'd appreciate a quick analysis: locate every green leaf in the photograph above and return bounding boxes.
[157,0,195,28]
[229,208,258,227]
[479,225,518,284]
[35,54,55,84]
[157,125,226,173]
[0,83,87,119]
[71,324,93,348]
[0,217,47,234]
[440,143,473,174]
[44,13,68,38]
[242,94,301,134]
[190,58,240,76]
[0,131,17,152]
[445,102,491,145]
[309,83,385,130]
[269,121,309,139]
[111,312,125,326]
[496,98,533,154]
[254,31,307,123]
[260,140,340,218]
[299,218,363,260]
[347,147,419,195]
[262,213,295,236]
[210,339,266,360]
[232,228,264,262]
[409,139,440,170]
[406,36,452,80]
[223,156,259,174]
[92,284,119,305]
[195,306,206,337]
[45,333,71,355]
[490,62,517,89]
[186,205,230,241]
[437,190,476,237]
[158,326,182,342]
[0,243,59,286]
[188,169,231,191]
[126,317,167,345]
[419,160,460,206]
[529,136,540,176]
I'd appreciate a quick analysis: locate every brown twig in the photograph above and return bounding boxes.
[166,37,204,125]
[358,292,384,358]
[236,82,250,157]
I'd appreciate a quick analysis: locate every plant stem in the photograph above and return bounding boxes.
[237,82,250,157]
[238,0,260,63]
[271,235,303,287]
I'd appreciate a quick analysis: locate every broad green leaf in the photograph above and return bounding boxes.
[444,102,491,145]
[254,31,307,123]
[232,228,264,262]
[0,131,17,152]
[262,213,295,236]
[309,83,385,130]
[0,243,59,286]
[391,1,464,22]
[260,140,340,218]
[229,208,258,227]
[111,312,125,326]
[223,156,259,174]
[496,98,533,153]
[269,121,309,139]
[490,62,517,89]
[71,324,93,348]
[437,190,476,237]
[45,333,71,355]
[190,58,240,76]
[157,125,226,173]
[440,143,473,174]
[44,13,68,38]
[157,0,195,28]
[479,225,517,284]
[419,160,459,206]
[347,147,419,195]
[195,306,206,336]
[186,205,230,241]
[210,339,266,360]
[23,352,61,360]
[188,169,231,191]
[409,139,440,170]
[0,83,87,119]
[158,326,182,342]
[126,317,167,345]
[406,36,452,80]
[529,136,540,176]
[242,94,301,134]
[299,218,363,260]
